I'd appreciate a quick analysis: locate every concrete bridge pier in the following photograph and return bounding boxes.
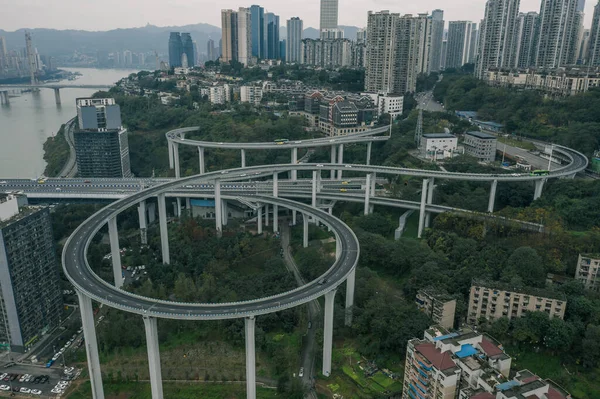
[53,88,61,105]
[222,200,228,226]
[273,173,279,233]
[241,149,246,168]
[364,174,372,215]
[534,179,545,200]
[369,173,376,214]
[215,181,222,237]
[173,143,181,179]
[345,268,356,326]
[337,144,344,180]
[265,204,269,227]
[303,215,309,248]
[257,205,263,234]
[143,316,164,399]
[168,141,174,169]
[77,291,105,399]
[186,198,191,213]
[291,148,298,181]
[312,171,317,222]
[425,178,435,227]
[366,141,372,165]
[292,210,297,225]
[157,194,170,264]
[198,147,205,174]
[0,91,9,105]
[488,179,498,213]
[330,146,337,180]
[108,216,124,288]
[323,289,337,377]
[418,179,430,238]
[245,316,257,399]
[138,201,148,245]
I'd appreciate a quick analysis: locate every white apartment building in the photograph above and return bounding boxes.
[575,254,600,291]
[534,0,582,68]
[446,21,475,69]
[209,86,226,104]
[360,92,404,118]
[365,11,400,93]
[421,133,459,161]
[240,86,263,106]
[515,12,539,68]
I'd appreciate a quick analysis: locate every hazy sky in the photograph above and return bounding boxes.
[0,0,596,32]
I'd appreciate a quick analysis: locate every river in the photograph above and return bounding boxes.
[0,68,140,178]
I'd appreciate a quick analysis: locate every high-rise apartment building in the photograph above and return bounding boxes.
[168,32,183,68]
[207,38,216,61]
[301,38,352,68]
[430,10,445,72]
[250,5,265,59]
[181,33,195,67]
[74,98,132,178]
[287,17,303,63]
[396,14,432,93]
[0,37,7,68]
[0,194,63,353]
[365,11,400,93]
[535,0,582,68]
[576,28,591,64]
[415,288,457,329]
[446,21,475,69]
[264,12,280,60]
[515,12,539,68]
[476,0,521,78]
[588,2,600,65]
[320,0,339,30]
[221,8,254,66]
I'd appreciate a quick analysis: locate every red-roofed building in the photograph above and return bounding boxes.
[469,393,495,399]
[479,338,503,357]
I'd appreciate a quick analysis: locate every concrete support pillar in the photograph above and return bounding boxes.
[273,205,278,233]
[241,149,246,168]
[53,88,61,105]
[291,148,298,181]
[173,142,181,179]
[221,200,228,226]
[143,316,164,399]
[292,210,297,226]
[330,146,337,180]
[157,194,170,264]
[425,178,435,227]
[345,268,356,327]
[185,198,191,211]
[77,291,105,399]
[108,217,124,288]
[215,181,222,237]
[316,171,322,193]
[198,147,205,174]
[168,141,174,169]
[138,201,148,245]
[418,179,429,239]
[323,289,337,377]
[312,171,317,211]
[364,174,372,215]
[337,144,344,180]
[176,198,182,217]
[366,141,372,165]
[257,206,263,234]
[265,204,269,227]
[273,172,278,197]
[303,215,309,248]
[488,179,498,213]
[534,179,545,200]
[371,173,377,197]
[245,317,257,399]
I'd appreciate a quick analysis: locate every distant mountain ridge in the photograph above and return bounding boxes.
[0,23,221,56]
[0,23,361,58]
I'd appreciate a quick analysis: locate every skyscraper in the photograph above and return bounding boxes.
[515,12,539,68]
[0,37,6,68]
[287,17,304,63]
[430,10,445,72]
[320,0,339,30]
[476,0,521,78]
[264,12,280,59]
[365,11,399,93]
[181,33,195,67]
[168,32,183,68]
[250,5,265,59]
[237,8,253,66]
[588,2,600,64]
[0,194,63,353]
[207,38,216,61]
[74,98,132,178]
[25,32,37,85]
[534,0,582,68]
[446,21,475,69]
[221,9,237,64]
[396,14,432,92]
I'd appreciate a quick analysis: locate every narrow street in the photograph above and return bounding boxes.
[280,221,320,399]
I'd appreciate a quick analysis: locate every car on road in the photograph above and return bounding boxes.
[51,388,63,394]
[299,367,304,377]
[0,385,9,391]
[316,164,324,167]
[20,387,31,394]
[31,389,42,395]
[345,164,352,168]
[340,189,347,192]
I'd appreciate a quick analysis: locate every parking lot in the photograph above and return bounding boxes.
[0,363,79,398]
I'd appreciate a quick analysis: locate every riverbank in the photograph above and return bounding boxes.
[42,124,69,177]
[0,69,75,85]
